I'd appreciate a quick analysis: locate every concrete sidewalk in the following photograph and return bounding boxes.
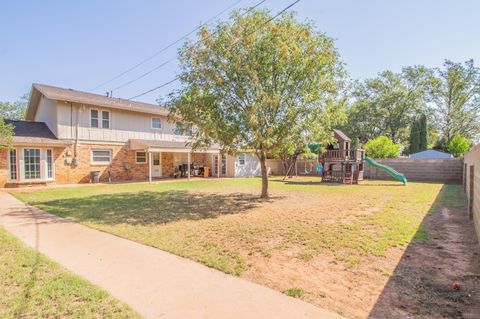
[0,191,342,319]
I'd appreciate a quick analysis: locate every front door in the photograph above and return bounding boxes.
[152,153,162,177]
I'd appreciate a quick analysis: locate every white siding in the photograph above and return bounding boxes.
[55,102,187,143]
[234,153,262,177]
[34,96,57,135]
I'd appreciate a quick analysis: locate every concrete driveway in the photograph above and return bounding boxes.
[0,191,343,319]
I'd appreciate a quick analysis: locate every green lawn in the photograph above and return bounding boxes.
[11,177,455,318]
[0,227,140,319]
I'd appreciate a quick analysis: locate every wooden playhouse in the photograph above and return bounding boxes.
[319,129,365,184]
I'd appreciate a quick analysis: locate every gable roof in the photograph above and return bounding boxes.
[26,83,170,120]
[5,119,72,146]
[410,149,453,159]
[333,129,351,142]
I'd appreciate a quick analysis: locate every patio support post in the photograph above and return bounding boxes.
[148,151,152,183]
[187,152,191,181]
[217,152,220,178]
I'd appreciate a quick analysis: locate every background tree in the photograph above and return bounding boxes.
[409,117,420,154]
[447,134,471,157]
[418,113,428,151]
[344,66,434,146]
[170,9,346,198]
[0,118,14,149]
[430,60,480,144]
[364,136,400,159]
[0,94,28,120]
[409,113,428,154]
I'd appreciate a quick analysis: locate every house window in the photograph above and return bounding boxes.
[9,149,17,180]
[102,111,110,129]
[90,109,99,128]
[46,149,53,179]
[238,154,246,166]
[136,151,147,164]
[91,149,112,164]
[174,123,192,136]
[91,109,110,128]
[24,148,41,180]
[151,117,161,129]
[153,153,160,166]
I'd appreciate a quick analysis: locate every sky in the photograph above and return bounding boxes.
[1,0,479,104]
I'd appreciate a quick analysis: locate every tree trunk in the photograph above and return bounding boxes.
[258,152,269,199]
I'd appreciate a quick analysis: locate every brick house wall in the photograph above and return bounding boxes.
[54,144,151,184]
[0,143,212,187]
[161,152,174,177]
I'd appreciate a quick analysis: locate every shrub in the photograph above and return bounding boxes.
[365,136,400,158]
[447,135,471,157]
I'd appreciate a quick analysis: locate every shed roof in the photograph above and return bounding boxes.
[409,149,453,159]
[26,83,170,120]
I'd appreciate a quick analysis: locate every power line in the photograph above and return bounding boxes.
[128,0,301,100]
[90,0,244,92]
[112,0,268,94]
[111,57,177,92]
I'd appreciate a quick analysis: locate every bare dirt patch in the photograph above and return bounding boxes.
[368,186,480,319]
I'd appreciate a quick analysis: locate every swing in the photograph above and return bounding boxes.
[300,161,314,175]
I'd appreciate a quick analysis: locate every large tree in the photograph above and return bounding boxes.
[344,66,434,146]
[170,9,346,198]
[430,60,480,143]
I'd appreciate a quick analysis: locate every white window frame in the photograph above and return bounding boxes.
[135,151,147,164]
[91,149,112,165]
[90,108,100,128]
[151,117,162,129]
[23,148,42,180]
[237,154,246,166]
[221,154,227,175]
[90,108,111,129]
[7,149,18,181]
[101,110,111,129]
[45,149,54,180]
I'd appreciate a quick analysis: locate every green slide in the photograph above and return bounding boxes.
[364,156,407,186]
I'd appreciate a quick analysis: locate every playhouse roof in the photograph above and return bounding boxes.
[333,129,351,142]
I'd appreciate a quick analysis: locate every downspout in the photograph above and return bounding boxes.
[69,102,73,183]
[75,104,81,158]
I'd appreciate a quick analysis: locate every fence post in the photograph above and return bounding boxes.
[469,165,474,220]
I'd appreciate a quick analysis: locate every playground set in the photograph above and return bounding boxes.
[318,129,407,185]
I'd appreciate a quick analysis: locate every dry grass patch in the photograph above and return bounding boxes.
[13,177,451,318]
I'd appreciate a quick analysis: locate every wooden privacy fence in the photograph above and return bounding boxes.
[463,145,480,243]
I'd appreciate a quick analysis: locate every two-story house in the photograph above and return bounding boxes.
[0,84,263,187]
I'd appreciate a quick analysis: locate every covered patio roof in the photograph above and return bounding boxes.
[129,139,221,154]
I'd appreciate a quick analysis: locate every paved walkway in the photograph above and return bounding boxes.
[0,191,342,319]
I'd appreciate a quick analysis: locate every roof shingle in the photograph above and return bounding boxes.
[27,83,169,120]
[5,119,72,146]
